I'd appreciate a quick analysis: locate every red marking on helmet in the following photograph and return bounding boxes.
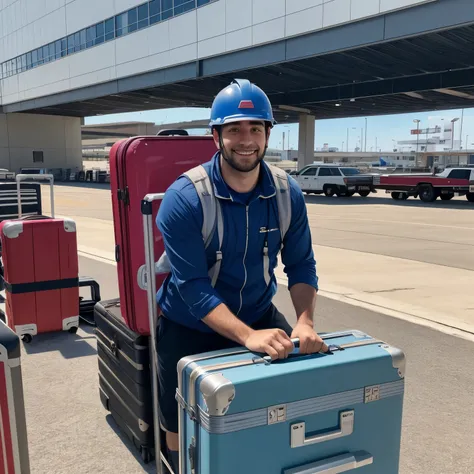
[238,100,254,109]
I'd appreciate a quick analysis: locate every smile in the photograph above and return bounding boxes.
[234,150,257,156]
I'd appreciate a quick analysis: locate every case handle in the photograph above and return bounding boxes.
[290,410,354,448]
[156,129,189,136]
[252,338,342,365]
[283,450,373,474]
[16,174,55,218]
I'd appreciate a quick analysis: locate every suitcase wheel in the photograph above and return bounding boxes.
[140,446,152,464]
[22,334,33,344]
[68,326,78,334]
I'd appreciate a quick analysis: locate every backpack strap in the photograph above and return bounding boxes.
[268,165,292,244]
[183,165,217,248]
[183,165,223,287]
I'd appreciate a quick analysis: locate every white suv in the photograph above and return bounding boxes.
[294,165,373,197]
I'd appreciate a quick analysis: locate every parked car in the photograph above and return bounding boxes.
[293,165,375,197]
[373,166,474,202]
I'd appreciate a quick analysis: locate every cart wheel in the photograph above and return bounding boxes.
[68,326,78,334]
[140,446,152,464]
[22,334,33,344]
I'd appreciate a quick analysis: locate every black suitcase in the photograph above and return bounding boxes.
[94,298,154,463]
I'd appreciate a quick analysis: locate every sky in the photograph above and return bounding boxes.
[85,106,474,153]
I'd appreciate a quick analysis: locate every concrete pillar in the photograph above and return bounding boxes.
[0,113,83,173]
[297,114,315,171]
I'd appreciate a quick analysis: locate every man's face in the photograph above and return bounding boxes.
[213,120,270,173]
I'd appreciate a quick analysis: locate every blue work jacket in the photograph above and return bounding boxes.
[156,152,318,332]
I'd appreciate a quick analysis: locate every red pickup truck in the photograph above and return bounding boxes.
[373,167,474,203]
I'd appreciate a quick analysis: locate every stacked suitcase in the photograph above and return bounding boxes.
[96,134,217,468]
[95,298,154,463]
[0,174,80,342]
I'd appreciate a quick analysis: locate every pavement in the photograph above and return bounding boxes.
[17,256,474,474]
[12,182,474,473]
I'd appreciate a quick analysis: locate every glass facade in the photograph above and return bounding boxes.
[0,0,216,79]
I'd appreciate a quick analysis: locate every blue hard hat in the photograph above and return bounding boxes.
[209,79,276,128]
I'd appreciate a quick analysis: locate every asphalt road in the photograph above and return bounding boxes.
[304,193,474,271]
[49,256,474,474]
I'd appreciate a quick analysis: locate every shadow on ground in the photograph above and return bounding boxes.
[21,327,97,358]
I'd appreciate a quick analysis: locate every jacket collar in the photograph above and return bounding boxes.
[210,151,276,201]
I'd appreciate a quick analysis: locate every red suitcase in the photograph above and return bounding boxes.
[109,132,217,334]
[0,175,80,342]
[0,320,30,473]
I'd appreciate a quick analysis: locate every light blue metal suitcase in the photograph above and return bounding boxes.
[176,330,405,474]
[141,194,405,473]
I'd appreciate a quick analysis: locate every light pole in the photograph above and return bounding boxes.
[413,119,421,166]
[364,118,368,152]
[451,118,459,150]
[346,127,356,152]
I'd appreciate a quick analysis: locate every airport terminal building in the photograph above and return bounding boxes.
[1,0,473,173]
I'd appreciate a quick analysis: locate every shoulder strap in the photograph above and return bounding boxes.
[184,165,223,287]
[155,165,223,285]
[268,165,292,243]
[183,165,217,248]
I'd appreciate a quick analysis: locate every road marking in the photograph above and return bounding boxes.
[78,250,115,265]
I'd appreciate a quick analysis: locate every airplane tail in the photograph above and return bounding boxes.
[379,157,387,166]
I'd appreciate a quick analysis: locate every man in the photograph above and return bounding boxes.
[155,79,328,472]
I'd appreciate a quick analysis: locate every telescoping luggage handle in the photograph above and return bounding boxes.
[141,192,169,474]
[16,174,55,218]
[283,450,373,474]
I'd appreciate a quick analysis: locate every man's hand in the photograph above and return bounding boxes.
[245,329,295,360]
[291,322,328,354]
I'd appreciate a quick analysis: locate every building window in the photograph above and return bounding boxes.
[138,4,149,29]
[115,12,127,37]
[96,22,105,44]
[33,151,44,163]
[162,0,173,20]
[128,7,138,33]
[149,0,161,24]
[175,0,196,15]
[0,0,219,79]
[104,18,115,41]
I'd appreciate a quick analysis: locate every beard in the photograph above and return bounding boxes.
[221,146,266,173]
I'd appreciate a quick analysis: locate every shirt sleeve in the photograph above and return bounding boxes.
[156,185,224,320]
[280,176,319,290]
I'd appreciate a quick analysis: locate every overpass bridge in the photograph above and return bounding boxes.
[2,0,474,172]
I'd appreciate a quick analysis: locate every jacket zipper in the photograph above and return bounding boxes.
[237,205,250,315]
